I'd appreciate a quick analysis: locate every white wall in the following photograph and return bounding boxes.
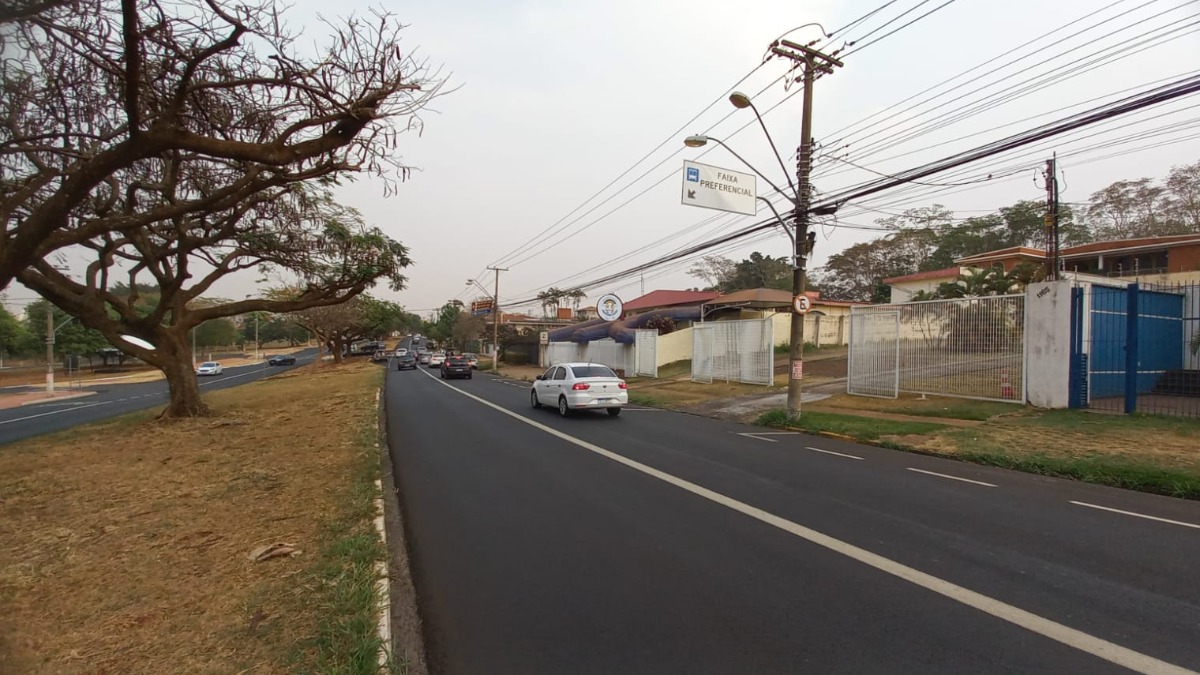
[656,326,693,366]
[1024,281,1073,408]
[543,339,634,374]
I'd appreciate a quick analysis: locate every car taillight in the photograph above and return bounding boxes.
[618,382,627,389]
[572,383,590,390]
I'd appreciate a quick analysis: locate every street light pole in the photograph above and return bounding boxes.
[487,266,507,371]
[45,309,54,395]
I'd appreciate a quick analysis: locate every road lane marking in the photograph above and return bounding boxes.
[806,446,864,460]
[736,432,798,443]
[907,468,997,488]
[1070,501,1200,530]
[0,399,114,425]
[414,367,1190,675]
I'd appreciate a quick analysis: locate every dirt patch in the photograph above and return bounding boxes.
[0,361,381,674]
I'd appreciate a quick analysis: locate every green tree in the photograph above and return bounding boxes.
[719,252,792,293]
[1163,160,1200,231]
[0,304,32,357]
[24,300,110,359]
[450,312,485,350]
[687,255,737,291]
[194,318,239,348]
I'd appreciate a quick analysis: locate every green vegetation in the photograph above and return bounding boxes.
[756,409,949,440]
[293,371,398,674]
[956,450,1200,500]
[812,394,1025,421]
[628,391,667,407]
[1000,409,1200,436]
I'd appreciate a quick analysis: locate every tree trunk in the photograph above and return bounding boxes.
[158,333,209,417]
[331,334,345,364]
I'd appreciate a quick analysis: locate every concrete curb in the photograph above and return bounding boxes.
[373,389,393,672]
[17,391,97,406]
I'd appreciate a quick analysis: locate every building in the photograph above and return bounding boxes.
[621,289,720,316]
[954,235,1200,284]
[883,267,962,303]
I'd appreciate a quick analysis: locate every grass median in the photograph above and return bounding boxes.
[0,361,396,674]
[758,397,1200,500]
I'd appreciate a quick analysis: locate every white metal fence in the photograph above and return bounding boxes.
[848,295,1026,402]
[691,317,774,386]
[634,330,658,377]
[847,310,900,398]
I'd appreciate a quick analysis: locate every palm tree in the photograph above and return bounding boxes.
[567,289,586,313]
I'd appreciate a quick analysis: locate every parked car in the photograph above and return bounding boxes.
[268,355,296,366]
[372,349,389,362]
[530,363,628,417]
[464,352,479,369]
[441,355,473,379]
[196,361,224,376]
[428,351,446,367]
[395,353,417,370]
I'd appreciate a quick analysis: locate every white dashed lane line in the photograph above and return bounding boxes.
[806,446,865,460]
[1070,501,1200,530]
[907,467,997,488]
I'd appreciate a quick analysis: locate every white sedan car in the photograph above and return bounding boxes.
[196,361,223,376]
[530,362,628,417]
[428,351,446,367]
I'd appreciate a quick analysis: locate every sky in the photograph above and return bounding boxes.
[6,0,1200,319]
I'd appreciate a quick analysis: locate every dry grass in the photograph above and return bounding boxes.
[630,379,784,407]
[0,361,382,674]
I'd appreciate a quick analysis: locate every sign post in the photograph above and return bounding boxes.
[681,160,757,216]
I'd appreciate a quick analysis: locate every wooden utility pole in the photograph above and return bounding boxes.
[770,38,842,421]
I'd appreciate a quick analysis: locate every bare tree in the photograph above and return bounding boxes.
[18,190,411,416]
[0,0,75,22]
[0,0,443,290]
[287,294,371,367]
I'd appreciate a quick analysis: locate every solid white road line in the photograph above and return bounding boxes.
[1070,501,1200,531]
[414,368,1194,675]
[805,446,865,461]
[907,468,997,488]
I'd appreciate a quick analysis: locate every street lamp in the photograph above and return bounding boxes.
[466,278,500,370]
[685,90,838,421]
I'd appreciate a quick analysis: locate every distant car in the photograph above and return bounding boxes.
[441,355,473,379]
[395,353,417,370]
[268,355,296,366]
[372,349,389,362]
[418,351,431,365]
[463,352,479,369]
[530,362,628,417]
[395,348,408,357]
[196,361,224,376]
[428,351,446,367]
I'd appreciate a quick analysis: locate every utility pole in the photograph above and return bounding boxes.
[771,38,843,421]
[1043,155,1059,281]
[487,266,508,371]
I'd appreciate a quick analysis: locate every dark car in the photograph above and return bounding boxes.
[395,353,417,370]
[268,355,296,366]
[440,355,472,380]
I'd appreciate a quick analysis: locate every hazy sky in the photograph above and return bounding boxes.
[7,0,1199,318]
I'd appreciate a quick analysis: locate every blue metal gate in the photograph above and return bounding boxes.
[1085,282,1195,416]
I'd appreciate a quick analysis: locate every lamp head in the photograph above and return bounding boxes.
[684,134,709,148]
[729,91,752,109]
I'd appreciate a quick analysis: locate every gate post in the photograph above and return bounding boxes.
[1124,283,1139,414]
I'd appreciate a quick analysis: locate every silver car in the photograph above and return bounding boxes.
[530,362,628,417]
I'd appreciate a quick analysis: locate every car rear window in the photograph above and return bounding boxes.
[446,357,468,365]
[570,365,616,378]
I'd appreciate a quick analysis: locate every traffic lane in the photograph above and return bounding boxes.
[437,372,1200,671]
[386,369,1127,675]
[0,351,315,444]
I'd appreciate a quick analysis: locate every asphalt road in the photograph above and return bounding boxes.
[384,351,1200,674]
[0,348,318,444]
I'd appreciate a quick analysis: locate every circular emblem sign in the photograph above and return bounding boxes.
[793,294,811,315]
[597,293,624,322]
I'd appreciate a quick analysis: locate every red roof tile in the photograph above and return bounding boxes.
[623,289,720,311]
[883,266,962,285]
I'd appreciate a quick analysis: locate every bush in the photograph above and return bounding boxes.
[504,352,530,366]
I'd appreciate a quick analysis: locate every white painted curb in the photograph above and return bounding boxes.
[373,390,393,671]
